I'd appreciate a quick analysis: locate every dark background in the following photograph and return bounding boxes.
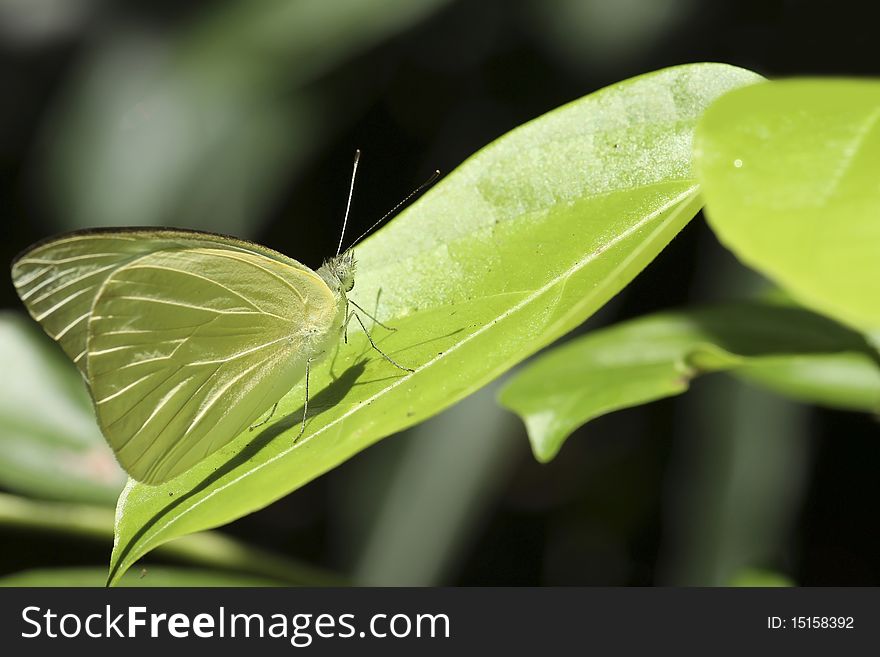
[0,0,877,585]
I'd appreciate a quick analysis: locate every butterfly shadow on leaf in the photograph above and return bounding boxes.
[107,361,367,586]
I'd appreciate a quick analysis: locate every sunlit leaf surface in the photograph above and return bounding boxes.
[695,79,880,332]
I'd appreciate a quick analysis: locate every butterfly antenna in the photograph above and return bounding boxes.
[345,168,441,252]
[336,149,361,257]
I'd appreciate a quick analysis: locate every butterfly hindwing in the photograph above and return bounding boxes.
[86,247,340,484]
[12,229,342,484]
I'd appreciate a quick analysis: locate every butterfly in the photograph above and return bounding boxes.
[11,152,433,484]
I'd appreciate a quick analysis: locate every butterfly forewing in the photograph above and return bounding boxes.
[86,247,340,484]
[11,229,304,378]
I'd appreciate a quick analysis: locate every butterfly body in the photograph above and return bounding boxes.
[12,228,354,484]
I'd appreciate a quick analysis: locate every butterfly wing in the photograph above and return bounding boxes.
[86,247,340,484]
[11,228,306,378]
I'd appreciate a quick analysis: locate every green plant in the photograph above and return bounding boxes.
[10,63,879,585]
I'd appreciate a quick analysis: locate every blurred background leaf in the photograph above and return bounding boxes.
[0,492,342,585]
[0,312,125,504]
[728,568,794,587]
[40,0,454,235]
[523,0,696,73]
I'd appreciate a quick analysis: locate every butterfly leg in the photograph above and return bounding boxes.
[343,306,356,344]
[349,298,397,331]
[352,312,414,372]
[249,401,279,431]
[294,357,313,442]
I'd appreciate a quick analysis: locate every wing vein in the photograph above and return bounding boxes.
[148,353,279,478]
[123,264,269,314]
[110,295,263,315]
[34,287,92,321]
[28,263,119,304]
[17,252,123,265]
[94,370,162,405]
[127,364,224,476]
[186,335,289,366]
[53,312,90,340]
[201,250,307,304]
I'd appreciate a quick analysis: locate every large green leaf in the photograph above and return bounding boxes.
[499,302,880,461]
[108,63,762,584]
[694,79,880,332]
[0,313,125,504]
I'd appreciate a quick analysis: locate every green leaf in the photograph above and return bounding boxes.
[694,79,880,332]
[498,302,880,461]
[0,567,279,587]
[0,312,126,504]
[108,63,762,584]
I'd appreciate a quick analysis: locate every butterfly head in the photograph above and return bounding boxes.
[318,250,356,296]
